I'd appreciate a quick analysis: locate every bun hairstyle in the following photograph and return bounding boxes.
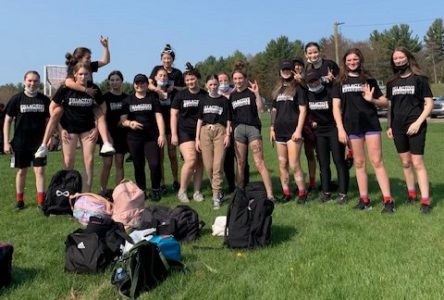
[161,44,176,61]
[183,62,201,79]
[232,60,248,78]
[65,47,91,67]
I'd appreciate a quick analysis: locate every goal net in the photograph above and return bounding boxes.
[43,65,67,97]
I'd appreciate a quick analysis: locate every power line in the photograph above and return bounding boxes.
[344,18,439,28]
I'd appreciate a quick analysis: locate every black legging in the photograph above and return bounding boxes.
[127,139,161,192]
[224,134,249,191]
[315,127,349,194]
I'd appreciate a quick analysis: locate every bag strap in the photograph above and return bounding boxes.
[69,192,113,214]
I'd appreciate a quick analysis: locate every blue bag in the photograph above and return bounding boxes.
[149,236,182,263]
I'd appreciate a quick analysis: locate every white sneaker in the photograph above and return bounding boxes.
[212,198,221,210]
[34,144,48,158]
[100,142,115,155]
[177,192,190,203]
[193,191,204,202]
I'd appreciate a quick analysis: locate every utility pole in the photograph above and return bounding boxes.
[334,21,344,64]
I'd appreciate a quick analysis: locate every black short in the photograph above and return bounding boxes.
[13,150,47,168]
[98,128,128,156]
[178,129,196,145]
[393,123,427,155]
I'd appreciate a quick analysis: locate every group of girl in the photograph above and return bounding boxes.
[3,40,433,214]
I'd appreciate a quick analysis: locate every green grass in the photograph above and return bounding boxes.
[1,118,444,299]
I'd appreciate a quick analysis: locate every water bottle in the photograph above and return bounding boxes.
[10,154,15,168]
[114,267,127,285]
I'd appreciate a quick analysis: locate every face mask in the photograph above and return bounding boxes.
[308,83,325,94]
[218,83,230,93]
[209,90,219,97]
[157,80,168,88]
[283,76,293,82]
[394,62,410,73]
[24,86,38,97]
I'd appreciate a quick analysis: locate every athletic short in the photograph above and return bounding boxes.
[275,136,304,144]
[393,124,427,155]
[12,149,47,168]
[99,128,128,156]
[178,129,196,145]
[348,131,380,140]
[234,124,262,144]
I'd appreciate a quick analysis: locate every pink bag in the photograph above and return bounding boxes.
[112,180,145,228]
[70,193,113,225]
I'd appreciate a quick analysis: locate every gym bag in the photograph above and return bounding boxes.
[42,169,82,216]
[0,243,13,287]
[65,216,132,273]
[224,182,274,249]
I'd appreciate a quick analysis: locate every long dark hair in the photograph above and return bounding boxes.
[386,46,426,85]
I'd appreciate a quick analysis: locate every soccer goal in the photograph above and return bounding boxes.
[43,65,67,97]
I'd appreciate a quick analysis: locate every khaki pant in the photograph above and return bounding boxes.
[200,124,226,197]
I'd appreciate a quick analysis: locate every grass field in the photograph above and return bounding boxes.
[1,118,444,300]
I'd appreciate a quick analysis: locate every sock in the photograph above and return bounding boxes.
[16,192,24,202]
[421,197,430,206]
[309,177,315,188]
[282,188,291,196]
[408,190,417,199]
[360,195,369,204]
[383,195,392,204]
[298,189,306,197]
[37,192,45,204]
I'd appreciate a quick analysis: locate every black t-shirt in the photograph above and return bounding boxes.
[306,59,339,91]
[122,93,161,141]
[149,66,184,88]
[229,89,261,129]
[331,77,383,134]
[198,94,232,126]
[171,89,206,132]
[307,88,336,134]
[52,85,103,134]
[103,92,128,133]
[386,75,433,134]
[6,92,50,150]
[272,85,307,137]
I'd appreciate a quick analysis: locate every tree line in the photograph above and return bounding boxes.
[1,19,443,104]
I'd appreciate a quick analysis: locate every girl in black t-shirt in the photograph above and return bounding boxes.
[35,36,115,158]
[120,74,166,201]
[170,64,205,203]
[148,44,184,94]
[332,48,394,213]
[386,47,433,213]
[196,75,232,209]
[304,42,341,192]
[50,63,104,192]
[270,60,307,204]
[305,69,349,204]
[99,70,128,192]
[230,61,274,201]
[153,67,179,194]
[3,71,50,210]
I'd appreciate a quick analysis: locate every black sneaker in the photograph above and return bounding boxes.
[125,154,133,163]
[381,201,395,214]
[173,181,180,192]
[337,193,348,205]
[160,185,167,196]
[353,199,372,210]
[319,191,331,203]
[405,197,417,206]
[297,194,307,205]
[151,190,161,202]
[16,201,25,211]
[278,194,292,204]
[420,204,432,214]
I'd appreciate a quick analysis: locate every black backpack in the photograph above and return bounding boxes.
[42,169,82,216]
[111,240,169,299]
[224,182,274,249]
[139,205,205,242]
[65,216,132,273]
[0,243,13,287]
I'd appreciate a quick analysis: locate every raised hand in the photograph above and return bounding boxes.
[362,83,374,102]
[248,80,259,93]
[100,35,109,48]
